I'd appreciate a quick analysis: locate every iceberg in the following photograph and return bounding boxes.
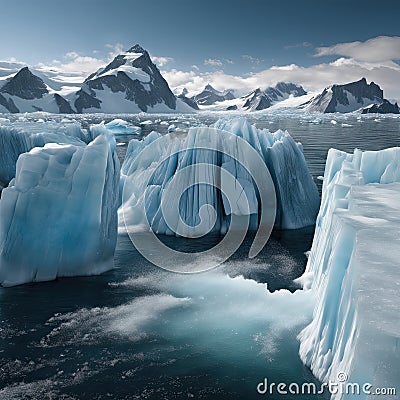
[103,119,141,135]
[120,118,320,236]
[0,120,89,184]
[212,118,320,229]
[0,133,120,287]
[298,147,400,398]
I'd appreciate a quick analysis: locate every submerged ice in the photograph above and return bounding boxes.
[298,146,400,399]
[120,117,320,235]
[0,133,120,287]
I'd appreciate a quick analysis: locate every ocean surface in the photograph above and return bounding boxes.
[0,111,399,399]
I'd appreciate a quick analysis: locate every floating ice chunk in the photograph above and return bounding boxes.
[0,121,88,184]
[120,118,319,234]
[168,124,176,132]
[297,146,400,398]
[0,134,120,287]
[103,119,141,135]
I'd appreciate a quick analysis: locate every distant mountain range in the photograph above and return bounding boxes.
[0,45,193,114]
[191,84,235,106]
[193,82,307,111]
[0,44,398,114]
[301,77,399,113]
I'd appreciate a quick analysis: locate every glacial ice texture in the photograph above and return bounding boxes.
[0,134,120,287]
[298,147,400,399]
[120,118,320,234]
[0,120,90,184]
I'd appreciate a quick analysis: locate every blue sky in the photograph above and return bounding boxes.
[1,0,400,98]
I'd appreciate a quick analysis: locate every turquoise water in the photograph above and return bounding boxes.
[1,112,399,399]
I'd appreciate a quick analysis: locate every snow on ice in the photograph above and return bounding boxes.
[297,146,400,399]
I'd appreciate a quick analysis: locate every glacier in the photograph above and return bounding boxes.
[297,147,400,399]
[120,117,320,235]
[0,133,120,287]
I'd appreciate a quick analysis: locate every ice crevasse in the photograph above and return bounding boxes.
[298,147,400,399]
[0,132,120,287]
[120,117,320,234]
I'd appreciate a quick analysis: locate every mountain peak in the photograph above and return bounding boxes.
[305,77,384,113]
[127,44,146,54]
[14,66,34,78]
[1,66,48,100]
[204,84,216,92]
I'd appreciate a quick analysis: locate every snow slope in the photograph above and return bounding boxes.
[72,45,195,114]
[298,147,400,399]
[0,133,120,287]
[120,118,319,234]
[303,78,385,113]
[198,82,307,112]
[0,46,196,114]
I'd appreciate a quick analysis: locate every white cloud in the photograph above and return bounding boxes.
[2,36,400,102]
[105,43,124,56]
[242,55,262,64]
[151,56,174,66]
[36,43,126,81]
[315,36,400,63]
[38,55,104,76]
[163,57,400,101]
[204,58,223,67]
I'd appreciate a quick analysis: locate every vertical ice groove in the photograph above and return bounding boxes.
[297,146,400,399]
[0,133,120,287]
[120,117,320,234]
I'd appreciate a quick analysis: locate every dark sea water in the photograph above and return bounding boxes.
[0,111,399,399]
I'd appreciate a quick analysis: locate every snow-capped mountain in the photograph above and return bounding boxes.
[0,67,70,113]
[241,89,274,111]
[72,44,193,113]
[361,99,400,114]
[198,82,307,111]
[177,88,199,110]
[191,84,235,106]
[0,45,196,114]
[303,77,384,113]
[240,83,306,111]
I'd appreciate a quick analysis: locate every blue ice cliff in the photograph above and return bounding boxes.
[0,131,120,287]
[120,118,320,234]
[297,147,400,399]
[0,120,90,186]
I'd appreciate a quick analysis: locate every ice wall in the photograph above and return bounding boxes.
[0,133,120,287]
[298,147,400,399]
[212,118,320,229]
[120,118,319,234]
[0,120,89,184]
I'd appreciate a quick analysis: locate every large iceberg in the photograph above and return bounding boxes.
[0,120,89,184]
[120,118,320,235]
[0,133,120,287]
[298,147,400,399]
